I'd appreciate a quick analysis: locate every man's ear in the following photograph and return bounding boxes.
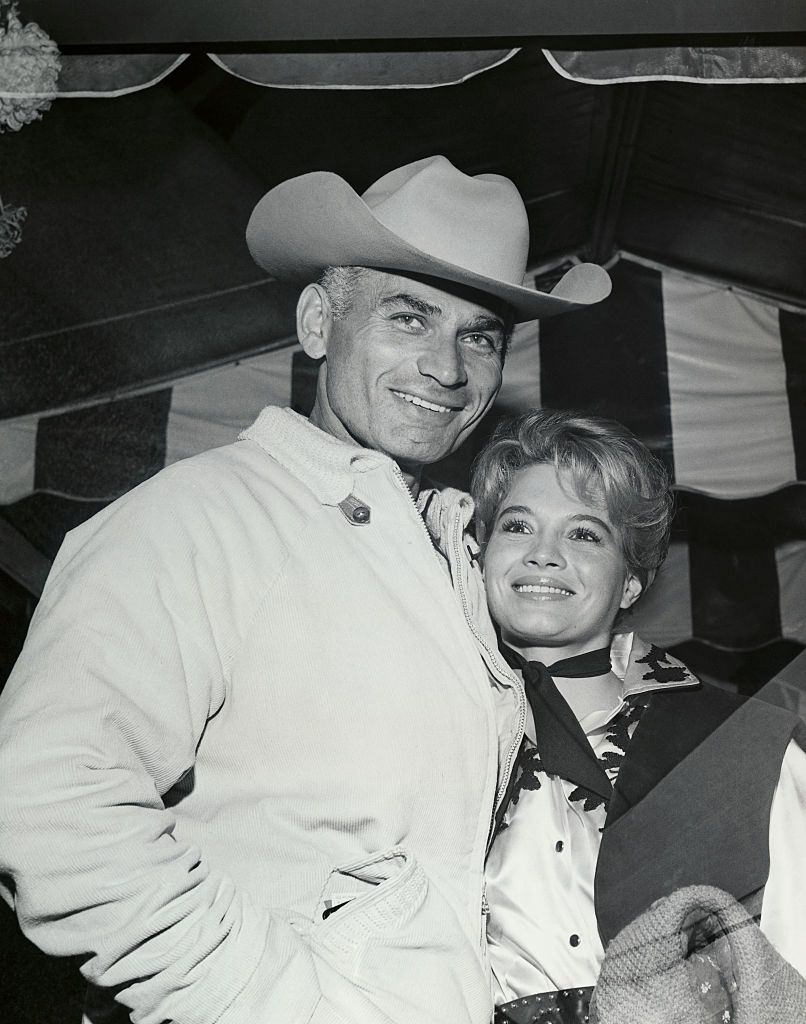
[296,283,330,360]
[620,572,643,611]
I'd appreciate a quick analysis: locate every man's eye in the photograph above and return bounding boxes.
[462,332,497,352]
[569,526,601,543]
[391,313,423,329]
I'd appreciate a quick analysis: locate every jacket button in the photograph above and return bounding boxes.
[569,934,581,947]
[351,505,370,523]
[555,840,564,852]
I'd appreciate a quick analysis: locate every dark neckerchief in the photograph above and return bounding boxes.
[502,644,614,803]
[542,646,613,680]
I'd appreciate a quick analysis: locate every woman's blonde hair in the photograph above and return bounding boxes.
[471,409,674,593]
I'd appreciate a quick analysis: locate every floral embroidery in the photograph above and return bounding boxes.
[567,783,606,813]
[568,693,651,813]
[509,737,555,808]
[636,644,695,686]
[600,694,651,777]
[507,694,653,817]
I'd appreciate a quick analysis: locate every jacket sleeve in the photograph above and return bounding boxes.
[0,470,323,1024]
[762,738,806,980]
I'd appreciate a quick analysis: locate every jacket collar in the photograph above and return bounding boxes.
[418,484,475,543]
[239,406,392,505]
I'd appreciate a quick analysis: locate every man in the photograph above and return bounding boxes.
[0,155,610,1024]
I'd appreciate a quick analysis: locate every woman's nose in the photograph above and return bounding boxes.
[524,536,566,569]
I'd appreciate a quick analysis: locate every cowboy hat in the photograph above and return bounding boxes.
[246,155,611,322]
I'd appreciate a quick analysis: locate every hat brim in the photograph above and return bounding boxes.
[246,172,611,322]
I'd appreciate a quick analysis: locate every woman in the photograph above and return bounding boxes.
[468,409,806,1024]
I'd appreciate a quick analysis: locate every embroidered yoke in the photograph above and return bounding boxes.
[485,633,695,1000]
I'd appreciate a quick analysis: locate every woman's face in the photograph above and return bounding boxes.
[483,462,642,662]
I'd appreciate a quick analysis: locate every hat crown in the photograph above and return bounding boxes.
[361,156,530,287]
[245,155,611,321]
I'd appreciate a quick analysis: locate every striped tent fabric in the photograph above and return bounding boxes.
[535,258,806,691]
[1,256,805,693]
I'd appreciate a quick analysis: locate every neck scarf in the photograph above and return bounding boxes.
[502,644,614,803]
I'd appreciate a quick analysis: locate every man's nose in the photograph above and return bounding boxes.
[524,535,566,569]
[416,335,468,388]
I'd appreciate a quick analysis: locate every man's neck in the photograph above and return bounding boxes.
[307,405,424,498]
[396,460,422,499]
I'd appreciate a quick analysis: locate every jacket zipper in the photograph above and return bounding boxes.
[449,514,526,851]
[390,463,451,569]
[390,464,513,943]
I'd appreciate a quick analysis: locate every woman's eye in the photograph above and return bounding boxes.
[569,526,601,542]
[500,518,530,534]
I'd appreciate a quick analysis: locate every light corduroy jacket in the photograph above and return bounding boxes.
[0,407,526,1024]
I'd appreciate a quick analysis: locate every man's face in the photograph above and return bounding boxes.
[312,270,506,473]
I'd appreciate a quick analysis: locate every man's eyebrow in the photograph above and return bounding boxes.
[376,294,506,340]
[377,293,443,317]
[463,314,506,335]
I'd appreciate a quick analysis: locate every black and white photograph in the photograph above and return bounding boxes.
[1,3,805,1023]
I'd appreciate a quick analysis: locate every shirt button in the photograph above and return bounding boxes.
[351,505,370,523]
[569,934,581,947]
[555,840,564,852]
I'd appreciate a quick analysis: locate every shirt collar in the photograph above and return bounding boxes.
[612,630,700,699]
[576,634,699,735]
[239,406,391,505]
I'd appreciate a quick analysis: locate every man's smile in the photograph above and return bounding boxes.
[391,389,462,414]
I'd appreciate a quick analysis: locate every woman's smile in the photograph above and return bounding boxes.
[511,576,576,599]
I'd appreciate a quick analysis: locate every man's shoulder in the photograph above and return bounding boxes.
[108,436,281,515]
[58,428,307,565]
[120,407,321,511]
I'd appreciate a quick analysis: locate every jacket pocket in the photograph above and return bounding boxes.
[308,845,492,1024]
[314,846,426,950]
